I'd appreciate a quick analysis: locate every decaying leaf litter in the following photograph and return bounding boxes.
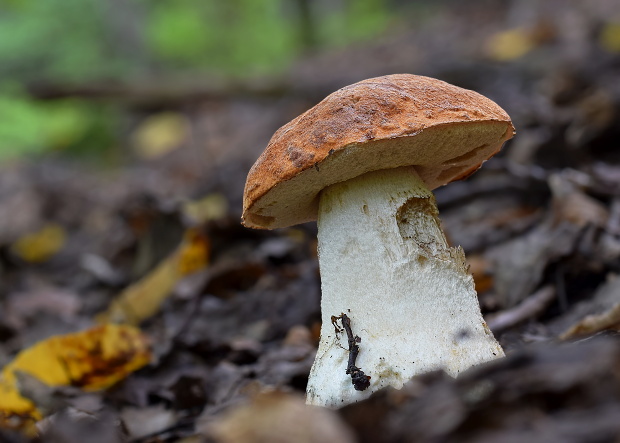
[2,1,620,441]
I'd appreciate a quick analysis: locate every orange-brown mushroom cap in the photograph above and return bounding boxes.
[242,74,515,229]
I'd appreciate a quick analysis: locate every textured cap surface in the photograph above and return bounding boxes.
[243,74,514,229]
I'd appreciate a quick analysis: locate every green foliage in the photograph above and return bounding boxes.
[0,0,130,83]
[146,1,213,66]
[146,0,297,76]
[0,0,396,160]
[219,0,297,75]
[0,92,47,159]
[0,88,118,161]
[321,0,392,47]
[0,0,395,83]
[144,0,396,76]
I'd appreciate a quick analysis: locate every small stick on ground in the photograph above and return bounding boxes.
[486,285,556,333]
[333,313,371,391]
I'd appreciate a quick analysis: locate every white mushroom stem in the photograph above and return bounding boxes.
[306,166,504,408]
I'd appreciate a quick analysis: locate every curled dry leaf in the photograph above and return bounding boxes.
[0,324,151,434]
[561,304,620,340]
[554,275,620,339]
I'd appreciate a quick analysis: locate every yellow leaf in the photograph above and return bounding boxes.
[131,112,190,160]
[96,228,210,325]
[486,28,534,61]
[182,193,229,224]
[600,22,620,53]
[177,228,210,276]
[10,224,66,263]
[0,324,151,434]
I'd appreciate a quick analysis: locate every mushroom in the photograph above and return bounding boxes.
[242,74,515,408]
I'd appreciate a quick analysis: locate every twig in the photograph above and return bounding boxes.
[332,313,371,391]
[486,285,556,333]
[26,77,323,107]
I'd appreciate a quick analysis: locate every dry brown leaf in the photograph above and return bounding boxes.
[206,391,355,443]
[561,302,620,340]
[489,172,610,308]
[550,173,609,228]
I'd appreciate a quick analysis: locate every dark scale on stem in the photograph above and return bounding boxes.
[332,313,371,391]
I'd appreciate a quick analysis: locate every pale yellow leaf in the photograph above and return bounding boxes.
[600,22,620,53]
[183,193,229,224]
[96,228,210,325]
[486,28,534,61]
[10,224,66,263]
[131,112,190,160]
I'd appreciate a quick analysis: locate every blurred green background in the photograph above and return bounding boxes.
[0,0,405,161]
[1,0,619,164]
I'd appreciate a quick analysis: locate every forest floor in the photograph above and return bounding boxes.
[2,1,620,442]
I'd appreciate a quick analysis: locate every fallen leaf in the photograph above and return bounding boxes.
[489,172,609,308]
[551,275,620,339]
[488,220,580,308]
[558,275,620,340]
[600,22,620,53]
[486,28,534,61]
[0,324,151,434]
[131,112,190,160]
[183,193,229,224]
[96,228,210,325]
[10,224,66,263]
[560,303,620,340]
[121,405,178,440]
[177,228,211,276]
[205,391,355,443]
[552,190,609,228]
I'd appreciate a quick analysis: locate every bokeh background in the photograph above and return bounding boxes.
[2,0,620,441]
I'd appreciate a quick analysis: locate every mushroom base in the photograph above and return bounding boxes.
[307,166,504,408]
